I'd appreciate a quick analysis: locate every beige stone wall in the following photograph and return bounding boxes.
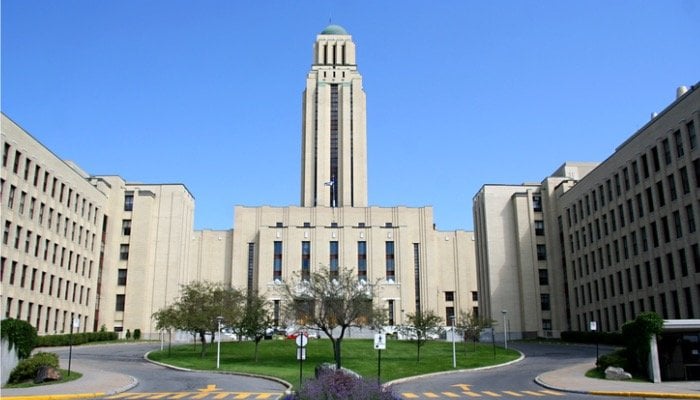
[97,177,195,338]
[230,205,476,326]
[1,114,106,334]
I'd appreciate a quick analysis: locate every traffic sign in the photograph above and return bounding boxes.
[374,333,386,350]
[295,333,308,347]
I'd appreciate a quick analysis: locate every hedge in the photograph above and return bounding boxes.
[36,331,118,347]
[560,330,624,346]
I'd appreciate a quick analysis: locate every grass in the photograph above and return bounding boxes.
[148,338,519,388]
[3,369,83,388]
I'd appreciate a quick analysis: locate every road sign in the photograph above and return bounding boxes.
[374,333,386,350]
[589,321,597,331]
[295,333,308,347]
[73,318,80,329]
[296,347,306,360]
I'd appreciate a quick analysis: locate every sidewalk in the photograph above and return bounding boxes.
[1,358,137,400]
[536,361,700,399]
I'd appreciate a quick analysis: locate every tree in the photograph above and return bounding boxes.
[283,267,385,369]
[240,290,273,362]
[0,319,38,359]
[455,310,493,353]
[152,304,180,355]
[153,281,244,358]
[402,310,443,362]
[621,312,664,375]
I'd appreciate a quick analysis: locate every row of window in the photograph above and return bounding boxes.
[568,161,698,233]
[2,143,101,224]
[270,240,397,282]
[567,120,697,227]
[4,296,88,334]
[569,197,698,256]
[576,285,699,332]
[574,246,700,306]
[1,258,91,305]
[1,195,99,251]
[274,221,395,228]
[570,223,700,280]
[2,221,95,277]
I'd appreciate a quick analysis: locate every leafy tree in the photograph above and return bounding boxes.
[153,304,180,355]
[621,312,664,375]
[240,290,273,362]
[455,310,493,353]
[1,319,38,359]
[402,310,443,362]
[283,267,385,369]
[153,281,244,358]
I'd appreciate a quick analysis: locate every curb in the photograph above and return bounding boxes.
[386,351,525,386]
[143,350,293,391]
[534,375,700,399]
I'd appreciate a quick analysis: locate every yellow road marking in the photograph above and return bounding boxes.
[482,391,502,397]
[538,389,564,396]
[167,394,195,399]
[502,391,524,397]
[452,384,473,391]
[423,393,440,398]
[401,394,419,399]
[520,391,545,396]
[442,392,461,398]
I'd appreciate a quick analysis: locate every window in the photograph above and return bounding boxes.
[674,130,684,157]
[532,195,542,212]
[446,307,455,325]
[673,211,683,238]
[539,269,549,285]
[542,319,552,331]
[117,269,127,286]
[357,241,367,281]
[651,146,660,171]
[472,291,478,301]
[388,300,395,325]
[301,241,311,281]
[124,192,134,211]
[385,241,395,281]
[445,291,454,302]
[273,241,282,281]
[662,138,672,165]
[329,241,339,279]
[119,244,129,261]
[122,220,131,236]
[115,295,125,311]
[656,181,665,207]
[540,294,551,311]
[536,244,547,260]
[680,167,691,194]
[632,161,640,185]
[687,205,696,233]
[688,120,697,150]
[668,174,678,201]
[534,220,545,236]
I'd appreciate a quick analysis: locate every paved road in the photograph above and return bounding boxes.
[53,342,287,399]
[389,342,623,399]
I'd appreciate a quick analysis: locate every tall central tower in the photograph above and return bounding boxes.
[301,24,368,208]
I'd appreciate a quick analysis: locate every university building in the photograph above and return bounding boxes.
[474,84,700,340]
[1,24,478,338]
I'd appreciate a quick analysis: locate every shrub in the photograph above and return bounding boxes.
[126,329,132,340]
[134,329,141,340]
[290,369,399,400]
[1,319,38,359]
[36,331,118,347]
[597,349,630,371]
[8,352,59,383]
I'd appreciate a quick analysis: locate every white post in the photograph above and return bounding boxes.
[216,316,223,369]
[451,316,456,368]
[502,310,508,350]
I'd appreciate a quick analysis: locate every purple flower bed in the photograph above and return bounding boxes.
[285,369,400,400]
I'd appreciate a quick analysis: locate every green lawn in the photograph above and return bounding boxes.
[3,369,83,388]
[148,338,519,388]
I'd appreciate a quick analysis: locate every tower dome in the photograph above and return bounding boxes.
[320,24,348,35]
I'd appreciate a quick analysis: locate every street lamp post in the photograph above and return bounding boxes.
[501,310,508,350]
[216,316,224,369]
[450,316,456,368]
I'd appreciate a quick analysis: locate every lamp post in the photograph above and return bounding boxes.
[216,316,224,369]
[501,310,508,350]
[450,315,456,368]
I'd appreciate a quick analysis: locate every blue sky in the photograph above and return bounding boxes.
[2,1,698,231]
